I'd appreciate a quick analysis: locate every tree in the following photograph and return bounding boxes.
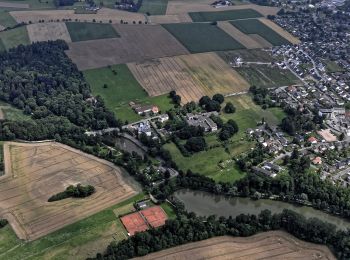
[184,137,207,152]
[224,102,236,113]
[205,100,221,112]
[212,94,224,104]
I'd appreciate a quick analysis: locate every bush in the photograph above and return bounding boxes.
[185,137,207,153]
[224,102,236,113]
[0,219,8,228]
[48,184,95,202]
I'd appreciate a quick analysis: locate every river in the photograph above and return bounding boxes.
[174,189,350,230]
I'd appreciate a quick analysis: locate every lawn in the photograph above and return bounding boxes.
[138,0,168,15]
[66,22,120,42]
[84,64,174,123]
[235,64,301,88]
[0,9,17,28]
[160,202,176,219]
[230,19,291,46]
[324,60,345,73]
[162,23,245,53]
[0,193,145,260]
[0,26,29,50]
[189,9,263,22]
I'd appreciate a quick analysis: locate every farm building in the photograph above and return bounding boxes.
[134,104,159,115]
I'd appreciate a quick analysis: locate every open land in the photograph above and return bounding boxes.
[0,193,145,260]
[137,231,336,260]
[217,21,263,49]
[0,26,29,50]
[231,19,291,46]
[27,22,71,43]
[162,23,244,53]
[189,8,263,22]
[0,101,33,121]
[165,94,284,182]
[66,22,119,42]
[149,14,192,24]
[138,0,168,15]
[218,49,276,63]
[0,10,17,29]
[9,8,146,24]
[0,1,29,8]
[0,142,140,241]
[128,52,250,103]
[235,64,301,88]
[166,1,280,16]
[66,24,189,70]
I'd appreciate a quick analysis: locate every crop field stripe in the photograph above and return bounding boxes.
[189,9,263,22]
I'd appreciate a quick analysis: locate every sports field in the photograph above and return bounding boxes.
[189,8,263,22]
[139,231,336,260]
[138,0,168,15]
[163,23,244,53]
[0,142,140,241]
[66,22,119,42]
[128,52,249,103]
[121,212,148,235]
[235,64,301,88]
[0,26,29,50]
[231,19,291,46]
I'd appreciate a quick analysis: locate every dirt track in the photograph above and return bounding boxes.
[10,8,145,24]
[27,22,72,43]
[0,141,140,241]
[66,24,189,70]
[137,231,335,260]
[128,52,249,103]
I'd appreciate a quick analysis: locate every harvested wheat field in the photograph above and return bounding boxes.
[166,1,279,16]
[149,14,192,24]
[10,8,146,24]
[217,21,263,49]
[0,142,140,241]
[137,231,335,260]
[27,22,71,43]
[66,24,189,70]
[259,17,300,45]
[128,52,249,103]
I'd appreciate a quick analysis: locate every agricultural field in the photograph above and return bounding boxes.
[66,24,189,70]
[0,142,140,241]
[0,1,29,8]
[66,22,119,42]
[138,0,168,15]
[189,8,263,22]
[139,231,336,260]
[0,193,145,260]
[235,64,301,88]
[84,64,148,109]
[128,52,250,103]
[165,94,285,182]
[27,22,71,43]
[0,26,29,50]
[0,9,17,28]
[0,0,55,9]
[231,19,291,46]
[149,13,192,24]
[9,8,146,24]
[162,23,244,53]
[218,49,276,63]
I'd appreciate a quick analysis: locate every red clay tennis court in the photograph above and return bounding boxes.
[140,206,168,228]
[120,212,148,236]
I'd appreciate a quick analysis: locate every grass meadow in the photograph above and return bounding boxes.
[189,9,262,22]
[0,26,29,50]
[66,22,119,42]
[138,0,168,15]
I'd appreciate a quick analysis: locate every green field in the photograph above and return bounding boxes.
[189,9,263,22]
[230,19,291,46]
[325,60,345,73]
[84,64,174,123]
[218,49,276,63]
[0,26,29,50]
[66,22,120,42]
[0,9,17,28]
[0,101,33,121]
[163,23,244,53]
[0,193,145,260]
[165,94,285,183]
[235,65,301,88]
[138,0,168,15]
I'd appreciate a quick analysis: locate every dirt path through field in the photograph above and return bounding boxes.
[136,231,335,260]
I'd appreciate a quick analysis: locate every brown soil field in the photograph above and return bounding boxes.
[10,8,145,24]
[166,1,280,16]
[149,14,192,24]
[137,231,336,260]
[0,141,140,241]
[128,52,249,103]
[66,24,189,70]
[218,21,262,49]
[259,17,301,45]
[27,22,72,43]
[0,1,29,8]
[249,34,273,48]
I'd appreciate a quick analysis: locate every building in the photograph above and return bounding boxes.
[186,113,218,132]
[312,157,322,165]
[134,104,159,115]
[308,136,318,144]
